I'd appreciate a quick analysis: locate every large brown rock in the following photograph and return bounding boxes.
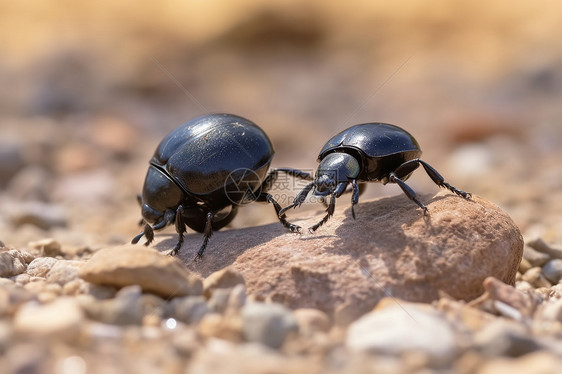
[161,192,522,316]
[80,246,203,298]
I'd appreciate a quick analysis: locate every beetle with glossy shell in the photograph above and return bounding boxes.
[132,113,310,259]
[279,123,472,232]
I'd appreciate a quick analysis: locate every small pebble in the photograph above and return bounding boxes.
[536,298,562,322]
[12,273,31,285]
[226,284,247,312]
[518,258,532,274]
[198,313,242,342]
[523,245,551,267]
[80,292,145,326]
[473,319,541,357]
[242,302,298,349]
[0,249,29,277]
[14,298,84,339]
[520,267,551,288]
[541,259,562,284]
[46,260,83,286]
[26,257,59,278]
[346,303,457,365]
[207,288,232,314]
[8,201,67,230]
[167,296,210,325]
[294,308,331,335]
[28,238,63,257]
[203,267,245,299]
[527,238,562,260]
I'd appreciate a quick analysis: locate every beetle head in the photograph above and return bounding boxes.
[141,166,184,224]
[314,152,359,196]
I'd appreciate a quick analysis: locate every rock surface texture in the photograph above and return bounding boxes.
[80,247,203,298]
[173,192,523,316]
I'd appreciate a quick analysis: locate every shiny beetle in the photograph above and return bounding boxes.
[279,123,472,232]
[132,113,310,259]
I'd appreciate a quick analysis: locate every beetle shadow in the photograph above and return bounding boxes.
[153,219,300,277]
[323,193,454,281]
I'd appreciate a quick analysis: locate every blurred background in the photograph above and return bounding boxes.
[1,0,561,249]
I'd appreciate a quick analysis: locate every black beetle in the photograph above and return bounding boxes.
[132,113,310,258]
[279,123,472,232]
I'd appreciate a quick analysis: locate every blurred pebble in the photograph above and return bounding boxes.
[79,289,145,326]
[473,320,540,357]
[226,283,247,312]
[0,284,36,316]
[62,279,85,296]
[166,296,209,325]
[203,267,245,298]
[293,308,331,336]
[4,343,48,374]
[448,143,495,177]
[523,245,551,267]
[541,259,562,284]
[7,201,67,230]
[483,277,539,317]
[536,298,562,322]
[26,257,59,277]
[477,351,562,374]
[14,298,84,339]
[0,141,24,187]
[5,165,51,201]
[52,170,115,204]
[12,273,31,285]
[207,288,232,314]
[518,258,532,274]
[549,284,562,299]
[242,302,298,349]
[0,249,30,277]
[45,260,83,286]
[91,116,139,158]
[83,283,117,300]
[520,267,551,288]
[527,238,562,260]
[514,281,534,292]
[198,313,242,342]
[171,328,199,358]
[54,143,100,173]
[346,303,457,365]
[28,238,63,257]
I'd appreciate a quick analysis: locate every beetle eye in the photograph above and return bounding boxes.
[142,204,163,223]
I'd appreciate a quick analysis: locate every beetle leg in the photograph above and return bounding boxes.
[308,182,348,233]
[395,159,471,199]
[261,168,314,192]
[170,205,186,256]
[351,179,360,219]
[389,173,428,214]
[416,159,472,199]
[194,212,214,261]
[278,181,316,217]
[256,193,302,233]
[324,181,365,209]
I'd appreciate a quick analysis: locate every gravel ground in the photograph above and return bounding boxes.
[1,2,562,373]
